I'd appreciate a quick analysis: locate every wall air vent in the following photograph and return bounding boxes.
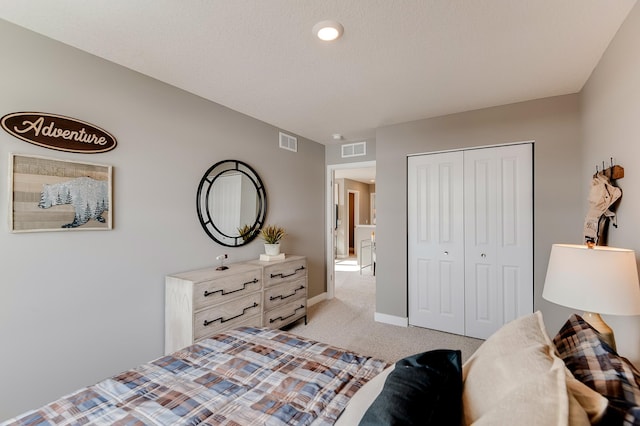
[341,141,366,158]
[279,132,298,152]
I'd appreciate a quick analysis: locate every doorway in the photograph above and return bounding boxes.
[325,161,376,300]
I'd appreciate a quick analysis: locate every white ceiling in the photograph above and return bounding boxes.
[0,1,636,145]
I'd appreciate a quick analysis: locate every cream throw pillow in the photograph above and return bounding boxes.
[462,311,605,426]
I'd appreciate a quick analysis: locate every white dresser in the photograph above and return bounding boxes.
[165,255,307,354]
[165,262,263,354]
[248,255,308,329]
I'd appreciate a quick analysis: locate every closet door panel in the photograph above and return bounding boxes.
[497,146,533,322]
[464,144,532,339]
[464,149,499,338]
[408,152,464,335]
[502,265,521,321]
[472,263,494,321]
[408,143,532,339]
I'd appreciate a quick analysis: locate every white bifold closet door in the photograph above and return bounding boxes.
[408,143,533,339]
[408,150,465,335]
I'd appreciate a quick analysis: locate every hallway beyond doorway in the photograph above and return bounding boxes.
[334,256,375,304]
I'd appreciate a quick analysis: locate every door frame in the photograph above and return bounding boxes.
[347,189,360,255]
[326,160,376,300]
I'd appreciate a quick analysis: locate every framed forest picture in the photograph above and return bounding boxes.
[9,154,113,232]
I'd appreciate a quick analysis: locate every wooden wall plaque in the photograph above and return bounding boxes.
[1,112,117,153]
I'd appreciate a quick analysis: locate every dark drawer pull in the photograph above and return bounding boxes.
[204,278,259,297]
[203,302,258,327]
[270,266,305,279]
[270,285,305,301]
[269,305,305,324]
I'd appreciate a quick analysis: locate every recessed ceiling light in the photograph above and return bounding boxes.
[313,20,344,41]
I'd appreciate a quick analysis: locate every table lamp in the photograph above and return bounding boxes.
[542,243,640,351]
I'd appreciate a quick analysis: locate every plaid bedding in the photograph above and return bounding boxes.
[2,327,389,425]
[554,314,640,425]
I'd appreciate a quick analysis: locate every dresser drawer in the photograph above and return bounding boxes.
[193,269,261,311]
[262,258,307,288]
[194,292,261,339]
[264,278,306,311]
[264,299,306,329]
[194,314,262,344]
[166,256,307,354]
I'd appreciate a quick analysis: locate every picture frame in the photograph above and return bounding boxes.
[9,153,113,232]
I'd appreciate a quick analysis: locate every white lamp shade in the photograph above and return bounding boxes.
[543,244,640,315]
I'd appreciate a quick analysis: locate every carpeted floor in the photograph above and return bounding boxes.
[287,258,484,363]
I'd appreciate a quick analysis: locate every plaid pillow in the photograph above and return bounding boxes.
[553,314,640,425]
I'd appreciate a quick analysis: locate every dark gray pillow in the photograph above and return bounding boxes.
[359,349,462,426]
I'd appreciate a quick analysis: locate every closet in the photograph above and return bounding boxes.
[407,143,533,339]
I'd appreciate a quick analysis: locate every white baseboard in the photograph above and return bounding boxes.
[307,292,327,307]
[374,312,409,327]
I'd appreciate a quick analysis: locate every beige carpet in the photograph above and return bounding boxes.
[288,259,483,364]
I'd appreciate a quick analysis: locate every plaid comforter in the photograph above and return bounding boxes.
[3,327,388,425]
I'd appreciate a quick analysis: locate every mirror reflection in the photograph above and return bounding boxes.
[197,160,267,247]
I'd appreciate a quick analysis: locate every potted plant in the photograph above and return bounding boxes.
[260,225,286,255]
[237,224,255,242]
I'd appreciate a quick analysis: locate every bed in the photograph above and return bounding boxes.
[3,312,640,425]
[1,326,387,425]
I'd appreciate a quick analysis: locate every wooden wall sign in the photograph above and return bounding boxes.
[1,112,117,153]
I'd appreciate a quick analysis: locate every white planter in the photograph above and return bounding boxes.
[264,243,281,256]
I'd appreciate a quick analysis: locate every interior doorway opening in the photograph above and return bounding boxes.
[326,161,376,300]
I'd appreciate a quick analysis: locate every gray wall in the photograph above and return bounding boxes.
[580,3,640,361]
[375,94,584,337]
[0,20,325,419]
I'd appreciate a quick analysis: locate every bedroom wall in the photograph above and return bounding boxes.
[325,139,376,165]
[374,94,585,346]
[580,2,640,362]
[374,0,640,363]
[0,20,325,419]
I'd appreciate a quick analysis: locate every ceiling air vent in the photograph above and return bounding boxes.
[341,141,366,158]
[279,132,298,152]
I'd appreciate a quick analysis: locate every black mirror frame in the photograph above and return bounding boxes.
[196,160,267,247]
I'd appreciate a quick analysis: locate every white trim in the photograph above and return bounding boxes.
[370,192,376,225]
[307,292,327,307]
[374,312,409,327]
[407,140,534,157]
[326,161,376,301]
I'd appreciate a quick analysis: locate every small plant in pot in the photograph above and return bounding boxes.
[237,224,255,242]
[260,225,286,255]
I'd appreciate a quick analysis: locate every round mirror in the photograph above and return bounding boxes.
[196,160,267,247]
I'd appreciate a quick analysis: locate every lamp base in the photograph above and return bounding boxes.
[582,312,617,352]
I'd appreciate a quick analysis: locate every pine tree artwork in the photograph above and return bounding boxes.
[38,177,109,228]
